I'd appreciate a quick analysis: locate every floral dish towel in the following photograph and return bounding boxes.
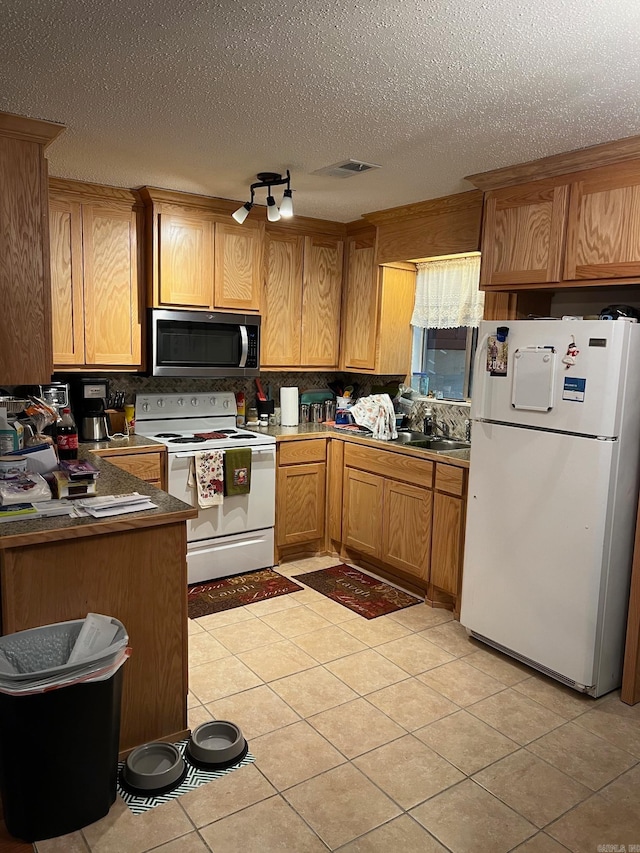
[188,450,224,507]
[349,394,398,441]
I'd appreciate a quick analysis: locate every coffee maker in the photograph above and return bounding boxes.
[71,378,110,441]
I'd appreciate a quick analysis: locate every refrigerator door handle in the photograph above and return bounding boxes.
[471,332,490,420]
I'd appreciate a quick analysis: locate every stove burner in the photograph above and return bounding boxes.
[215,430,237,435]
[155,433,182,438]
[168,436,207,444]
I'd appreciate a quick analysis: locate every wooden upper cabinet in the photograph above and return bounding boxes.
[341,239,379,370]
[82,204,141,366]
[50,197,84,365]
[142,189,263,313]
[49,180,143,370]
[564,163,640,281]
[301,235,343,367]
[158,209,215,308]
[262,232,304,367]
[262,229,343,369]
[341,232,416,375]
[0,112,64,384]
[214,221,264,311]
[480,182,570,287]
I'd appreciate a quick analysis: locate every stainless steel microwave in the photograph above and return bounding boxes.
[149,309,260,377]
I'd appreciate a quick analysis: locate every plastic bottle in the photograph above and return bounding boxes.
[423,407,433,436]
[56,408,79,460]
[0,409,18,454]
[9,417,24,450]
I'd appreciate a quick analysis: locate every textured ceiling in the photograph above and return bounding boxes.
[2,0,640,221]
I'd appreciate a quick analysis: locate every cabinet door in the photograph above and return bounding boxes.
[82,204,141,366]
[0,133,54,384]
[214,220,263,311]
[158,209,214,307]
[262,232,304,366]
[341,240,379,370]
[301,235,343,367]
[431,492,464,595]
[50,197,85,365]
[382,480,432,582]
[276,462,326,546]
[342,467,383,558]
[480,183,569,286]
[565,165,640,280]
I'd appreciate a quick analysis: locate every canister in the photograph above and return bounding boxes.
[299,403,310,423]
[310,402,323,423]
[323,400,336,422]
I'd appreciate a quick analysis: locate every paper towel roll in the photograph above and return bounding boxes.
[280,387,299,426]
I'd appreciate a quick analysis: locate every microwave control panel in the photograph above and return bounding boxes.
[247,329,258,368]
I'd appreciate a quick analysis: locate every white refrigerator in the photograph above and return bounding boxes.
[460,319,640,696]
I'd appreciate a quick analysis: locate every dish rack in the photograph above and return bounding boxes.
[0,397,30,415]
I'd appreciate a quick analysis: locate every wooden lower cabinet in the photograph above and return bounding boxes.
[92,446,167,490]
[275,439,327,559]
[274,437,468,611]
[431,463,468,608]
[341,443,467,607]
[431,492,464,595]
[382,479,432,583]
[342,444,434,591]
[343,468,383,557]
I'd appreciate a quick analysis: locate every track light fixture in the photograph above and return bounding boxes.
[232,170,294,224]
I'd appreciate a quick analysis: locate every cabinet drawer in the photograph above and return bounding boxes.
[279,439,327,466]
[435,463,465,496]
[106,452,163,483]
[344,443,433,489]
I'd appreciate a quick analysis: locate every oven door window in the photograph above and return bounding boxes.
[157,319,241,368]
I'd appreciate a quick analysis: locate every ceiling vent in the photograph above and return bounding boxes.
[312,159,382,179]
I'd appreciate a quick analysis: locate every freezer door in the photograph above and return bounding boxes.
[460,422,619,690]
[472,320,639,437]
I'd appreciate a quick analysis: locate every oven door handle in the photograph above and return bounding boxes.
[238,325,249,368]
[174,447,275,459]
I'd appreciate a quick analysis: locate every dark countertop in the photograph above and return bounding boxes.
[0,438,195,549]
[245,422,470,467]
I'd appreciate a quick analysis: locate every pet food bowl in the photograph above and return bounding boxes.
[122,742,186,794]
[187,720,246,767]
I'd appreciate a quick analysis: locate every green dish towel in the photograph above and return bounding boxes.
[224,448,252,496]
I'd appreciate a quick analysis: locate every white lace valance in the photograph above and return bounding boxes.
[411,255,483,329]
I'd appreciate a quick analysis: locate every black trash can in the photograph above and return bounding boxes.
[0,616,128,842]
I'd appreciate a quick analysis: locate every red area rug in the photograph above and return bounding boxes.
[292,564,422,619]
[188,569,303,619]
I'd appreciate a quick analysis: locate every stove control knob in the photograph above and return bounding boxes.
[177,398,184,406]
[142,402,150,412]
[209,397,216,406]
[157,398,165,408]
[223,399,230,408]
[191,397,199,407]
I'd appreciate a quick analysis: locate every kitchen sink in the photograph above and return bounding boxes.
[404,438,471,451]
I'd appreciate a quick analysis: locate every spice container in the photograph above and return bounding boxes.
[0,456,27,479]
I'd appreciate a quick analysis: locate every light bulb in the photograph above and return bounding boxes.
[231,202,252,224]
[266,195,280,222]
[280,189,294,218]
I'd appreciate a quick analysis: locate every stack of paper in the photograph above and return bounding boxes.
[74,493,158,518]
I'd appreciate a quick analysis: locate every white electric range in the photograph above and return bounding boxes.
[135,392,276,584]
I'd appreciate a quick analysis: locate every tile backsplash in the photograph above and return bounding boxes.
[51,372,406,411]
[408,397,471,441]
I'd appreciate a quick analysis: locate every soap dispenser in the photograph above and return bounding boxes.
[423,407,433,436]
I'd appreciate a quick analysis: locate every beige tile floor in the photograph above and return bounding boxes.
[35,556,640,853]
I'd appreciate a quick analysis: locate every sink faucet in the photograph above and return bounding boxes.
[423,414,449,437]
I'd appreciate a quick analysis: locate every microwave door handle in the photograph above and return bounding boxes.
[238,325,249,368]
